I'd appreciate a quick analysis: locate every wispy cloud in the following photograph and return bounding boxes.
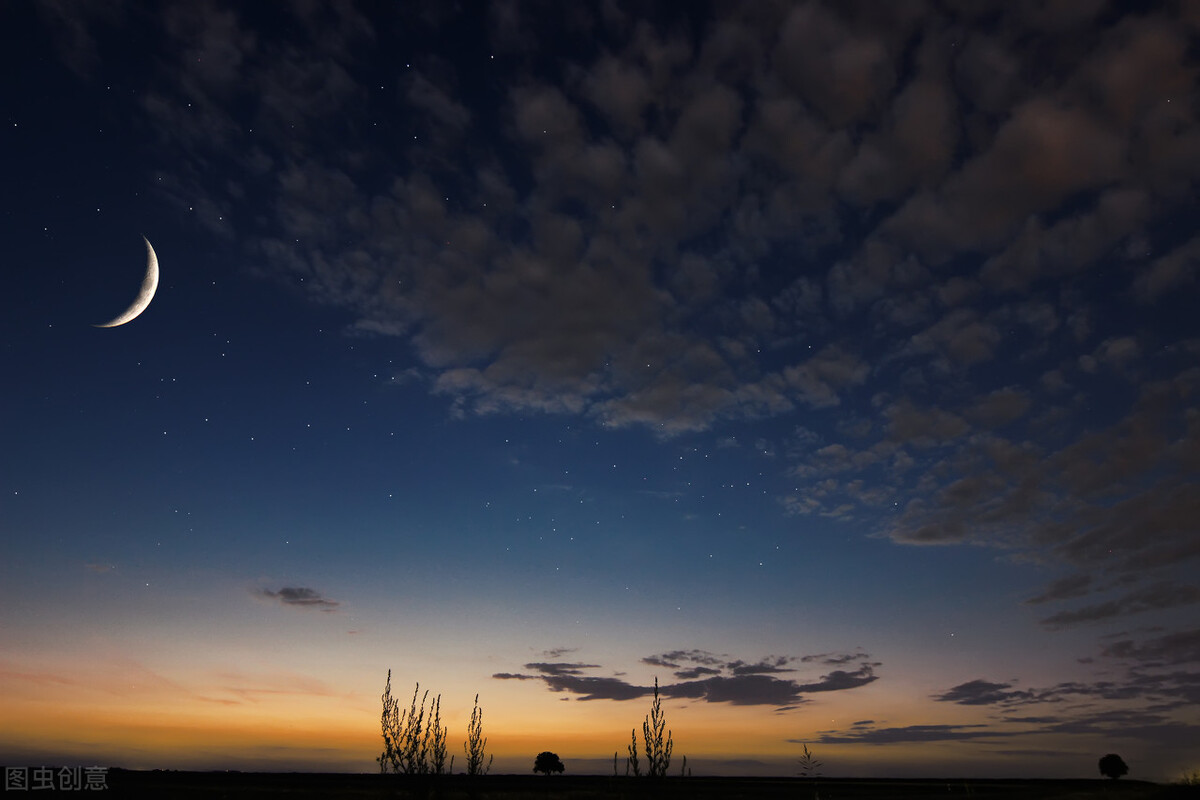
[814,724,1015,745]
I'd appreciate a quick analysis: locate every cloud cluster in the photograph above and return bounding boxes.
[821,629,1200,747]
[42,2,1200,627]
[50,1,1194,425]
[936,630,1200,719]
[494,649,878,709]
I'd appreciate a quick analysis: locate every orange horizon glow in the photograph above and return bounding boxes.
[4,659,1178,780]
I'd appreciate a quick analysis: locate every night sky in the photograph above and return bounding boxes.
[2,0,1199,781]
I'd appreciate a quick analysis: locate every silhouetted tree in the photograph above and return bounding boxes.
[533,751,565,775]
[1099,753,1129,780]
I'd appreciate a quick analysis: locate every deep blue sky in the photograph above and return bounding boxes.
[2,0,1198,780]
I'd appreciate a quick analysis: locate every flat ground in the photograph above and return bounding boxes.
[101,771,1200,800]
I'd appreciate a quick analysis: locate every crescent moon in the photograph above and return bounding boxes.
[94,236,160,328]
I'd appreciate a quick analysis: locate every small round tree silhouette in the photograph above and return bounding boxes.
[533,751,565,776]
[1099,753,1129,780]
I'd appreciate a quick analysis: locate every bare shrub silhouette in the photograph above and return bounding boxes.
[642,677,674,777]
[377,672,449,775]
[533,751,565,775]
[797,743,823,777]
[624,677,673,778]
[1099,753,1129,780]
[464,693,493,776]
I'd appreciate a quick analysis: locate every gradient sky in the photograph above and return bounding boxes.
[2,0,1199,782]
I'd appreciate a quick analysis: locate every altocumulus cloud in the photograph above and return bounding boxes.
[43,1,1200,638]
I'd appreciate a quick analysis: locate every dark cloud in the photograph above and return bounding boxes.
[929,639,1200,719]
[727,657,794,676]
[818,640,1200,749]
[1039,582,1200,629]
[542,675,651,702]
[643,650,732,679]
[1135,236,1200,302]
[521,662,600,677]
[257,587,339,611]
[799,651,869,666]
[1026,574,1093,605]
[933,679,1035,706]
[821,702,1200,749]
[964,387,1032,428]
[795,664,879,693]
[815,724,1011,745]
[665,674,809,707]
[540,647,578,660]
[495,650,878,708]
[672,666,722,680]
[1101,628,1200,666]
[643,649,730,668]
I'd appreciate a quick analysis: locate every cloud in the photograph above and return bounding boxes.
[1025,574,1093,605]
[884,401,970,449]
[726,657,794,676]
[904,308,1002,367]
[781,344,870,408]
[520,662,599,677]
[103,1,1195,449]
[641,649,726,668]
[794,664,879,693]
[864,368,1200,592]
[1134,235,1200,301]
[56,3,1199,649]
[1101,628,1200,666]
[964,387,1032,428]
[827,658,1200,748]
[799,651,870,666]
[495,650,878,708]
[257,587,340,612]
[540,647,578,660]
[815,724,1011,745]
[933,679,1035,706]
[672,666,722,680]
[930,637,1200,714]
[1039,581,1200,629]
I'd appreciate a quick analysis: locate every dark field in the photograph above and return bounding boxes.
[101,771,1200,800]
